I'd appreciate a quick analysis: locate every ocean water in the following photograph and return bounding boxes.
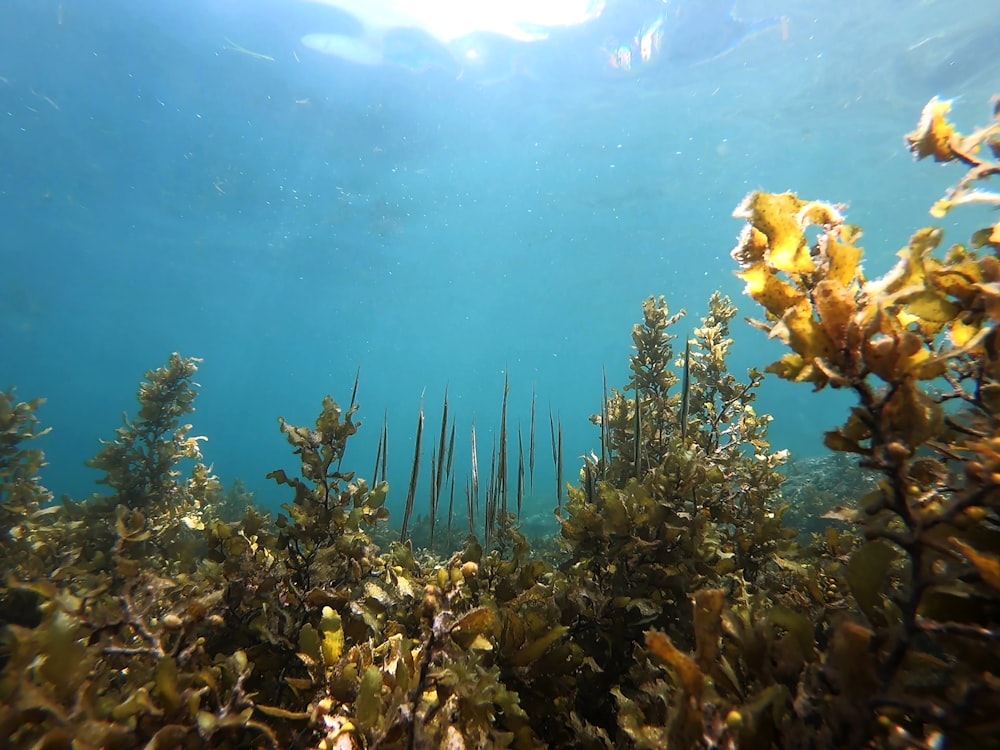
[1,0,997,527]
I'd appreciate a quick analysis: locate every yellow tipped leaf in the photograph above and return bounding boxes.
[734,192,815,275]
[906,96,957,162]
[950,538,1000,590]
[737,264,805,318]
[320,606,345,666]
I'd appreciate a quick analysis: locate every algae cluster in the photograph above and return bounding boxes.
[1,96,999,749]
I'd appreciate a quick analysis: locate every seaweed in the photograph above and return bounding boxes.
[0,390,52,566]
[730,95,1000,747]
[215,478,263,524]
[549,292,795,746]
[87,353,213,512]
[2,95,999,750]
[268,395,389,593]
[0,356,282,748]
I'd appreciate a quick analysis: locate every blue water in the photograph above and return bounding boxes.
[2,0,998,524]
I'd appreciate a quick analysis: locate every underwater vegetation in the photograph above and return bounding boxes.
[780,452,878,538]
[1,95,999,749]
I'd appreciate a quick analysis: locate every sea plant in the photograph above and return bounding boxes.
[213,477,261,523]
[268,395,389,594]
[0,390,52,565]
[82,353,222,581]
[88,353,208,509]
[0,390,54,636]
[552,292,791,746]
[5,95,1000,750]
[565,293,789,593]
[261,395,558,749]
[727,95,1000,747]
[0,364,282,748]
